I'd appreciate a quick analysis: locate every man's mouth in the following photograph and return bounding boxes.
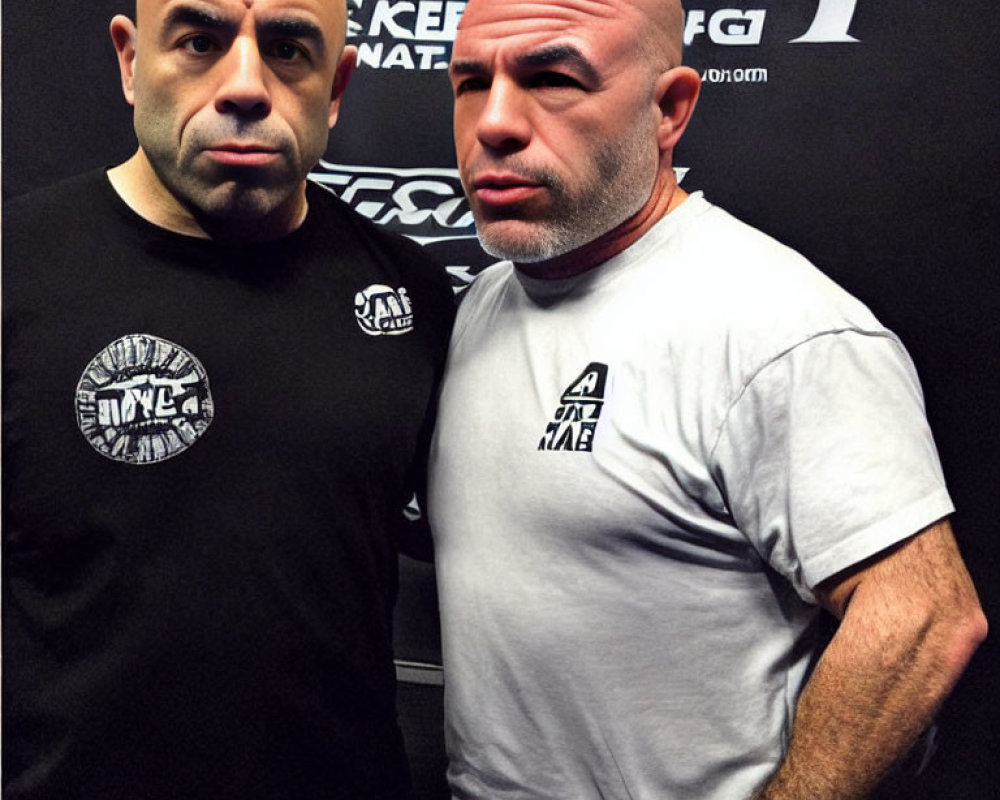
[472,173,543,206]
[204,144,281,167]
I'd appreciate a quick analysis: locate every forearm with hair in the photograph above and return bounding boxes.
[753,521,986,800]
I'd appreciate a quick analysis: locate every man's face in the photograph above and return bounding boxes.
[449,0,661,263]
[120,0,352,222]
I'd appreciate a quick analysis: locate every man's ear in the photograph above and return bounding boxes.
[328,46,358,129]
[110,15,139,107]
[654,66,701,153]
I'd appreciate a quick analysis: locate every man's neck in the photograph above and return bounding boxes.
[515,174,688,281]
[106,150,309,242]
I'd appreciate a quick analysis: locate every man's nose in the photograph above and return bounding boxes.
[475,79,531,153]
[215,35,271,118]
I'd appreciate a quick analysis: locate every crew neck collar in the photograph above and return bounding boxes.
[100,168,319,257]
[514,191,710,302]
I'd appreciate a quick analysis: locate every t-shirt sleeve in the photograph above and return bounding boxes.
[711,329,954,603]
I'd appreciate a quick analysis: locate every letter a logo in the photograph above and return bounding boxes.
[790,0,860,43]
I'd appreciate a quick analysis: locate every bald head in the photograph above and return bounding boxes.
[457,0,685,73]
[109,0,356,239]
[634,0,685,71]
[450,0,700,275]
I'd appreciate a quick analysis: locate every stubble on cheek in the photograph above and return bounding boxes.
[470,135,654,264]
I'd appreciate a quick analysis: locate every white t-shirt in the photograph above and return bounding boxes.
[428,193,952,800]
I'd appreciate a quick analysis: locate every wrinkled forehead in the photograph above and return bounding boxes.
[135,0,347,35]
[453,0,642,61]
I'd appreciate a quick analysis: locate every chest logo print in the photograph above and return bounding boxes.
[538,362,609,452]
[75,334,214,465]
[354,284,414,336]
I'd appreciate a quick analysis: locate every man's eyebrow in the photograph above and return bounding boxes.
[449,58,489,78]
[159,4,327,55]
[161,4,233,38]
[517,45,601,85]
[450,46,600,85]
[257,17,327,55]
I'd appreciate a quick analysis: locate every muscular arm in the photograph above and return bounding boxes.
[754,519,987,800]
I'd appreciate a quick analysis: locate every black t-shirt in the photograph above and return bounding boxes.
[2,170,455,799]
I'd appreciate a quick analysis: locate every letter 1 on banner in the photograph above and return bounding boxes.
[790,0,860,43]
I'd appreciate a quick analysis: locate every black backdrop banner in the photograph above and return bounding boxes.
[3,2,998,799]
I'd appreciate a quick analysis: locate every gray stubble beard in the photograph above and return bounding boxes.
[474,130,656,264]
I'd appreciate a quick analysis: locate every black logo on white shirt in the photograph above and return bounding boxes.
[538,363,608,452]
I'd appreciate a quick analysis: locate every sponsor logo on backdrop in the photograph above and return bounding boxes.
[687,0,861,86]
[345,1,861,71]
[684,1,860,46]
[311,161,480,288]
[791,0,861,43]
[347,0,465,70]
[701,67,769,85]
[311,161,474,242]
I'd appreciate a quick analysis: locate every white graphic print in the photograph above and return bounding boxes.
[355,284,415,336]
[792,0,861,43]
[311,162,475,242]
[684,1,861,46]
[75,334,214,465]
[347,0,465,70]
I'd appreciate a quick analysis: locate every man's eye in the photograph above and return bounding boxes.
[454,77,489,96]
[270,41,307,62]
[530,72,582,89]
[181,35,217,54]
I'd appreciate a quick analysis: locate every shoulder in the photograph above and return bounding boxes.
[453,260,515,321]
[304,180,456,339]
[3,170,123,305]
[306,180,451,290]
[437,260,515,350]
[4,169,110,229]
[646,195,888,364]
[457,260,515,308]
[305,179,410,251]
[680,198,876,323]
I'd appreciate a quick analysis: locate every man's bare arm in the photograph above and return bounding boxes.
[754,519,987,800]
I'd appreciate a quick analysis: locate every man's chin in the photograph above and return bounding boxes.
[477,220,572,264]
[188,182,301,224]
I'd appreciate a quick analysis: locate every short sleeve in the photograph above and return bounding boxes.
[711,330,954,602]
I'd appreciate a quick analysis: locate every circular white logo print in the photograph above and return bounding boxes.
[75,333,214,465]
